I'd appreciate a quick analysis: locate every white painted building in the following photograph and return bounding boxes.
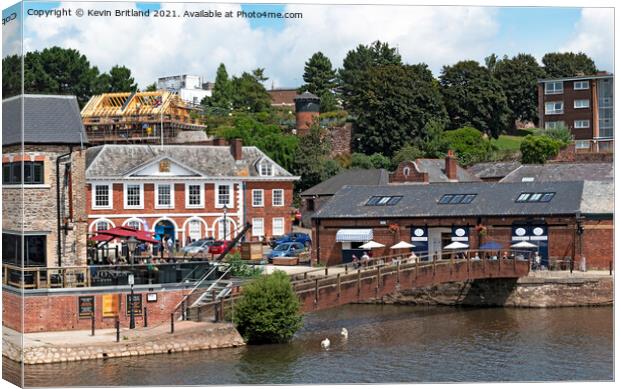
[157,74,212,105]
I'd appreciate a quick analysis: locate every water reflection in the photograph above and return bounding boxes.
[7,305,613,386]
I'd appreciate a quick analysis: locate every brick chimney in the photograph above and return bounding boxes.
[213,138,227,146]
[445,150,457,181]
[230,138,243,160]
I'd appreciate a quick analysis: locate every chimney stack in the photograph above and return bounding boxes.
[445,150,457,181]
[230,138,243,160]
[213,138,228,146]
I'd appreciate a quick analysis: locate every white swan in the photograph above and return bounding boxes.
[320,338,330,349]
[341,328,348,339]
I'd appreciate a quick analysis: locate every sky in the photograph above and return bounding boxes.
[1,1,614,89]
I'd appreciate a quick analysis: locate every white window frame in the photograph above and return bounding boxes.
[188,219,202,241]
[575,140,591,149]
[96,221,110,231]
[272,217,285,236]
[574,120,590,129]
[252,218,264,237]
[574,99,590,109]
[545,101,563,115]
[252,189,264,207]
[123,183,144,209]
[272,189,284,207]
[574,81,589,90]
[215,183,234,208]
[155,183,174,209]
[544,121,565,130]
[259,162,274,177]
[185,183,204,208]
[126,220,142,230]
[92,183,113,210]
[544,81,563,95]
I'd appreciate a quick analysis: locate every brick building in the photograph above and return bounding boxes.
[537,72,613,152]
[85,140,298,244]
[2,95,89,268]
[311,180,612,270]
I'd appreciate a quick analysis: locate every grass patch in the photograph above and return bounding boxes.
[491,129,536,152]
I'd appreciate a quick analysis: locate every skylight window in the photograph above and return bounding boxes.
[439,194,477,204]
[516,192,555,203]
[366,196,402,206]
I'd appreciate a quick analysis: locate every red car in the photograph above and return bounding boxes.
[208,240,237,256]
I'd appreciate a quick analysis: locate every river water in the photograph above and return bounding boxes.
[5,305,613,386]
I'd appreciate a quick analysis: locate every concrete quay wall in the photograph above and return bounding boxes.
[364,274,613,308]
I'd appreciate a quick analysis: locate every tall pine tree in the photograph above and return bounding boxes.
[299,51,338,112]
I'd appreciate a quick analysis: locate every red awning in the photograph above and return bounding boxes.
[91,227,159,244]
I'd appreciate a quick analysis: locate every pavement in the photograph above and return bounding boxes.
[5,320,217,349]
[525,270,612,279]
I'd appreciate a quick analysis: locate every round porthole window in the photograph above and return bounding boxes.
[515,227,527,236]
[414,228,424,237]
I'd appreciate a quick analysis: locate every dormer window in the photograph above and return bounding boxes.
[259,162,273,176]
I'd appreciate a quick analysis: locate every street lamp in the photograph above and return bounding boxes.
[223,205,228,240]
[128,273,135,329]
[127,236,139,266]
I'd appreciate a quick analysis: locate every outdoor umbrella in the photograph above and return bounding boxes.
[443,241,469,250]
[479,241,502,250]
[359,240,386,249]
[510,241,538,248]
[390,241,415,249]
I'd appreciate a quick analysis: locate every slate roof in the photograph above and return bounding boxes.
[2,95,88,146]
[500,163,613,183]
[301,169,390,197]
[314,181,586,219]
[268,88,298,106]
[294,91,319,100]
[85,144,297,180]
[414,159,481,182]
[580,181,614,215]
[468,161,521,180]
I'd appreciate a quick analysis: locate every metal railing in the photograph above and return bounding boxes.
[2,260,216,290]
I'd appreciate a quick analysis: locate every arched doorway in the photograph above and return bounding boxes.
[154,219,176,243]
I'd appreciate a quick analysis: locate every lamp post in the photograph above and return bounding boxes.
[223,205,228,240]
[127,236,139,266]
[128,273,135,329]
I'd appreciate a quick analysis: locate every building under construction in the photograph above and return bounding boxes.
[81,90,208,145]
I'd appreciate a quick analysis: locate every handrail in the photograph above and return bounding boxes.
[171,264,223,313]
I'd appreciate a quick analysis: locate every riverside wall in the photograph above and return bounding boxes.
[363,274,613,308]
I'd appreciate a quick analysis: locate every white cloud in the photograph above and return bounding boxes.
[21,2,500,88]
[560,8,614,71]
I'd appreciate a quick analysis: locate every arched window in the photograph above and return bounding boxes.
[126,220,142,230]
[96,221,110,231]
[403,167,410,177]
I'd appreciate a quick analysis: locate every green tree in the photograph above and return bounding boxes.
[2,54,22,98]
[338,41,402,109]
[99,65,137,92]
[520,135,563,164]
[542,52,597,78]
[300,52,338,112]
[294,123,340,191]
[391,144,424,168]
[144,82,158,92]
[493,54,545,125]
[231,70,272,113]
[233,271,302,344]
[441,127,494,167]
[439,60,511,138]
[418,119,450,158]
[207,63,234,111]
[351,63,447,156]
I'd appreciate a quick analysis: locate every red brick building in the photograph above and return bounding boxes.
[85,140,298,243]
[537,73,613,152]
[312,180,612,270]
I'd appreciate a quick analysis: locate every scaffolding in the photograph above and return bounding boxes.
[81,90,207,145]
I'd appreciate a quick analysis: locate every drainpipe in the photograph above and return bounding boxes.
[56,146,73,267]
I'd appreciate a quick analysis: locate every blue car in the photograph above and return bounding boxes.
[269,232,312,248]
[267,242,306,261]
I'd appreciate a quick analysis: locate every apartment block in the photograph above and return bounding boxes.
[537,73,613,152]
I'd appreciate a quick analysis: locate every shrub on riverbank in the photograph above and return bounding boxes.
[233,271,302,344]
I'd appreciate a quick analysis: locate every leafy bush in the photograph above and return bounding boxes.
[520,135,563,164]
[350,152,390,169]
[534,126,573,146]
[233,271,302,344]
[224,252,263,278]
[441,127,495,167]
[391,144,424,168]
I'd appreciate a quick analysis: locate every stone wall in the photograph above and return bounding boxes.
[3,323,245,365]
[368,275,613,308]
[329,123,352,156]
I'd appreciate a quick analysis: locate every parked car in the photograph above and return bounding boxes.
[208,240,237,256]
[269,232,312,248]
[267,242,306,261]
[181,239,215,256]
